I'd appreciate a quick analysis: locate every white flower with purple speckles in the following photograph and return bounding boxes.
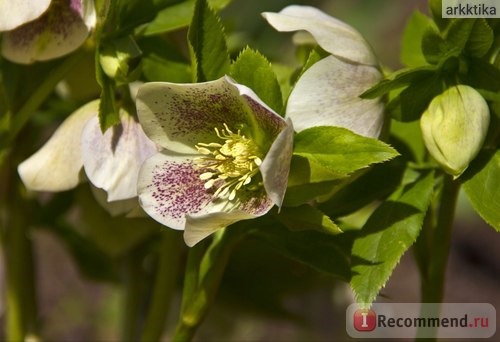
[1,0,96,64]
[18,100,157,215]
[262,5,385,138]
[136,76,294,247]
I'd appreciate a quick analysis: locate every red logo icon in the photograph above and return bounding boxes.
[353,309,376,331]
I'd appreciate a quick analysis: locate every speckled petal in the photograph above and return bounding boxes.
[2,0,96,64]
[81,113,157,202]
[286,56,384,138]
[136,76,286,154]
[18,100,98,192]
[0,0,51,31]
[184,211,253,247]
[184,188,274,246]
[262,5,377,66]
[228,78,288,150]
[260,118,293,207]
[137,153,216,230]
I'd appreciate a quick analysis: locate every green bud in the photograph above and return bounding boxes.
[99,36,142,85]
[420,85,490,178]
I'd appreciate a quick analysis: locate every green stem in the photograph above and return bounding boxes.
[1,162,38,340]
[417,175,460,340]
[6,51,85,145]
[173,228,245,342]
[140,230,183,342]
[421,175,460,303]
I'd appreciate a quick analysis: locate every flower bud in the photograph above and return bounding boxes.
[420,85,490,177]
[99,36,142,85]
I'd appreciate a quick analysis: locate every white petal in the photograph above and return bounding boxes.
[262,5,377,66]
[18,100,98,192]
[137,153,216,230]
[81,113,157,202]
[0,0,51,31]
[286,56,384,138]
[2,0,95,64]
[184,211,254,247]
[260,119,294,207]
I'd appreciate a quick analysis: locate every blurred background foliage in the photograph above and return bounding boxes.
[2,0,499,341]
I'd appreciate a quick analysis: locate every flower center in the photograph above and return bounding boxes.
[194,123,263,201]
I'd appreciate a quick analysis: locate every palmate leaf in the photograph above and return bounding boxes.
[188,0,230,82]
[350,170,434,306]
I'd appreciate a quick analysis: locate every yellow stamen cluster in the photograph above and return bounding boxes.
[194,123,263,201]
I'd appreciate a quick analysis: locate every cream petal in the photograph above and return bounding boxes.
[137,153,216,230]
[81,114,157,202]
[286,56,384,138]
[2,0,95,64]
[0,0,51,31]
[184,211,253,247]
[260,118,294,207]
[18,100,98,192]
[262,5,377,66]
[136,76,287,154]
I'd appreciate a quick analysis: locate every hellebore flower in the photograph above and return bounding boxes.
[18,100,157,214]
[262,5,384,138]
[420,85,490,178]
[136,76,294,246]
[1,0,96,64]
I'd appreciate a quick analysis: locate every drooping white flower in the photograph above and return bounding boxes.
[1,0,96,64]
[18,100,157,214]
[262,5,384,138]
[136,76,294,246]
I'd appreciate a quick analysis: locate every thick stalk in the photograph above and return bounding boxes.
[1,162,38,340]
[173,228,245,342]
[140,230,183,341]
[421,175,460,303]
[416,175,460,340]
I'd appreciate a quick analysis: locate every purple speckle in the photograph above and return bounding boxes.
[149,160,212,221]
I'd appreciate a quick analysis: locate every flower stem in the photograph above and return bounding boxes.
[416,174,460,340]
[140,230,183,341]
[420,174,460,303]
[1,160,38,340]
[173,228,246,341]
[5,50,85,146]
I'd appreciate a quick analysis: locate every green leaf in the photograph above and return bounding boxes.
[96,61,120,132]
[401,11,435,67]
[392,72,443,122]
[462,150,500,231]
[350,170,435,305]
[428,0,448,31]
[361,66,436,99]
[230,47,283,114]
[466,19,494,58]
[319,157,406,218]
[276,205,343,235]
[254,218,354,281]
[188,0,230,82]
[139,37,191,82]
[142,0,232,36]
[464,58,500,93]
[293,126,399,176]
[422,19,475,65]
